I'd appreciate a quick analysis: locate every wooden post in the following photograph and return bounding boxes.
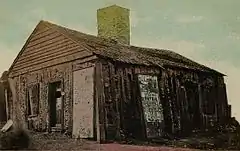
[4,89,9,120]
[119,69,127,140]
[8,78,16,117]
[8,78,18,126]
[198,84,203,127]
[94,72,100,142]
[109,62,121,141]
[94,64,101,142]
[95,61,106,142]
[228,105,231,118]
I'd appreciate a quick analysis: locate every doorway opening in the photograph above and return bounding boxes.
[184,81,201,131]
[48,81,63,131]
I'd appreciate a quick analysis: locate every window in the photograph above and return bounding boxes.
[27,84,40,116]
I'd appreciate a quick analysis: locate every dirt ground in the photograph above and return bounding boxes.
[29,133,197,151]
[3,131,239,150]
[32,139,197,151]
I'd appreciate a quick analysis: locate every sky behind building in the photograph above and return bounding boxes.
[1,0,240,121]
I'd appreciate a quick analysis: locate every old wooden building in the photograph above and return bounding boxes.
[5,5,231,142]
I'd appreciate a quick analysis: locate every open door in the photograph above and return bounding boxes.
[48,81,63,131]
[72,67,94,139]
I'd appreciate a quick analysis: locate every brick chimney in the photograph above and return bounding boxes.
[97,5,130,45]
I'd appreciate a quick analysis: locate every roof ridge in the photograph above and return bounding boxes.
[41,20,121,45]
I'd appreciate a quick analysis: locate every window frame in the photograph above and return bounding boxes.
[26,83,40,117]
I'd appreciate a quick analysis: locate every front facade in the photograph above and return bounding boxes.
[5,5,231,142]
[6,21,98,138]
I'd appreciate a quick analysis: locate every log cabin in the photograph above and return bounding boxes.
[4,5,231,142]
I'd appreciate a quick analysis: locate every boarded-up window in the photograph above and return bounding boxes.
[27,84,40,116]
[138,75,163,122]
[138,74,164,138]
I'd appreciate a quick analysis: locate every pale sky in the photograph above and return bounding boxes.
[1,0,240,121]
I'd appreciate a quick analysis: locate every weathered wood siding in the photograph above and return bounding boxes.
[161,68,229,135]
[9,22,93,77]
[6,20,98,134]
[96,59,163,141]
[8,55,97,134]
[96,59,229,141]
[11,63,72,132]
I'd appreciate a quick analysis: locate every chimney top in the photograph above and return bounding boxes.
[97,4,130,45]
[97,4,129,11]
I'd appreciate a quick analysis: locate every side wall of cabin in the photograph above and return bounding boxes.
[96,59,230,141]
[7,56,230,141]
[95,59,164,141]
[162,68,230,136]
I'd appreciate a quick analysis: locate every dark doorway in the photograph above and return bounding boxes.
[48,81,63,130]
[184,81,201,129]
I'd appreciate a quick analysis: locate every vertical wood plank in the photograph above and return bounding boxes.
[93,64,97,141]
[135,73,147,140]
[116,67,122,140]
[95,61,106,142]
[108,62,121,140]
[4,89,9,120]
[118,68,126,140]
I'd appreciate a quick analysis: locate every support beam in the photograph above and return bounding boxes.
[4,89,9,120]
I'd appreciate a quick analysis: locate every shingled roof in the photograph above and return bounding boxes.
[12,20,225,76]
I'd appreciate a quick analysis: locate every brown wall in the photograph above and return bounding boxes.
[9,21,93,78]
[96,59,230,141]
[11,62,73,132]
[9,55,97,134]
[8,54,229,141]
[162,68,228,135]
[7,20,96,133]
[96,59,163,141]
